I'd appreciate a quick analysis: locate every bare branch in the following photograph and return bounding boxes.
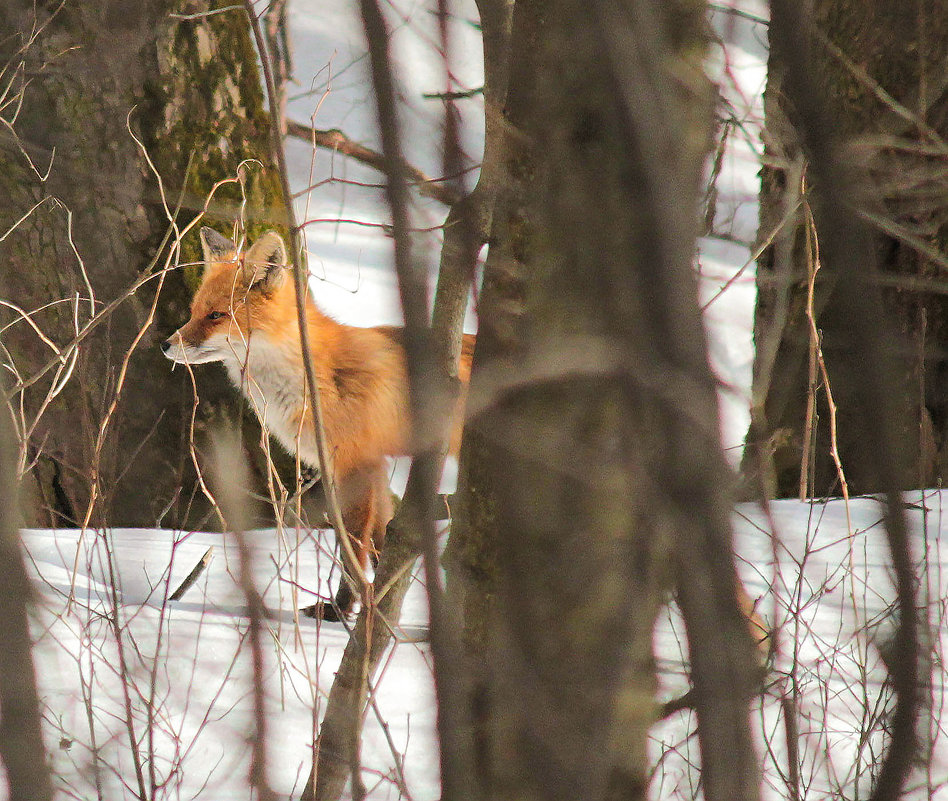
[285,121,462,207]
[304,0,510,797]
[242,0,366,603]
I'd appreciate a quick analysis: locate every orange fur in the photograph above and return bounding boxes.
[163,228,474,617]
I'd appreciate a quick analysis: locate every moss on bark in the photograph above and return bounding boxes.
[0,1,302,528]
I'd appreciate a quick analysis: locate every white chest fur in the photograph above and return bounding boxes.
[218,332,319,467]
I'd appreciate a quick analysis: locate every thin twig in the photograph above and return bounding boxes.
[702,198,803,311]
[801,189,851,531]
[799,188,818,501]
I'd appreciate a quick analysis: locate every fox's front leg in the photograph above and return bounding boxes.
[301,465,390,622]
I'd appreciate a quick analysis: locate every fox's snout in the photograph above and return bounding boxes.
[161,329,213,365]
[161,331,186,362]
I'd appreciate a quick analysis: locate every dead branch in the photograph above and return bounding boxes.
[303,0,508,797]
[285,120,462,207]
[169,546,215,601]
[244,0,366,605]
[800,189,851,525]
[301,527,422,801]
[358,0,484,797]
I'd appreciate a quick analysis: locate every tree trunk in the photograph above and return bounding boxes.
[743,0,948,498]
[0,393,53,801]
[447,2,760,800]
[0,0,301,529]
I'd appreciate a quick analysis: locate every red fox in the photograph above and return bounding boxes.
[162,227,474,619]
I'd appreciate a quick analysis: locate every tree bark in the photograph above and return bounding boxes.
[448,2,760,800]
[743,0,948,497]
[0,0,295,530]
[0,388,53,801]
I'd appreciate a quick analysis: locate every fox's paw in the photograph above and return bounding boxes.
[300,598,349,623]
[299,465,321,491]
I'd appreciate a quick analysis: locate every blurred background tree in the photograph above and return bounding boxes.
[744,0,948,498]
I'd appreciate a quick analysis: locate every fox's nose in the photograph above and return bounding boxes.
[160,338,172,354]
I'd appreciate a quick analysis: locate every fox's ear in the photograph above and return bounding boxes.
[199,227,237,264]
[243,230,288,292]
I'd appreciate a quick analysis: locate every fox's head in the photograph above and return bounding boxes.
[161,228,291,366]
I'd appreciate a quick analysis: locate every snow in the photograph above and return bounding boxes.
[18,496,948,800]
[653,494,948,801]
[9,1,948,800]
[22,525,439,800]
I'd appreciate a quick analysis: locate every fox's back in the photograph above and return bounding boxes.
[312,323,475,474]
[314,322,412,476]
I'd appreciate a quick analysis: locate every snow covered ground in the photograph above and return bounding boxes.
[9,1,948,800]
[21,524,440,800]
[18,494,948,800]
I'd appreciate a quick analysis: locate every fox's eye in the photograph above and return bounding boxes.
[206,310,227,321]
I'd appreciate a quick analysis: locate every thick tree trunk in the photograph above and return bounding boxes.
[0,1,296,529]
[744,0,948,497]
[448,2,760,800]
